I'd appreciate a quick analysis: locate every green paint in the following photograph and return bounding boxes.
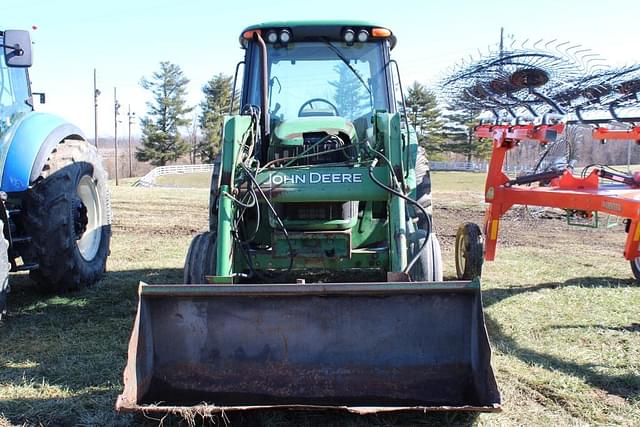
[254,166,389,202]
[272,231,351,258]
[378,112,407,272]
[215,116,252,277]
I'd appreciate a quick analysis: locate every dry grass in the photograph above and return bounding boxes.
[154,172,212,188]
[0,172,638,426]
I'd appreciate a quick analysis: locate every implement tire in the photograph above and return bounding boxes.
[455,222,484,280]
[24,140,111,292]
[184,232,217,284]
[630,258,640,282]
[0,218,10,319]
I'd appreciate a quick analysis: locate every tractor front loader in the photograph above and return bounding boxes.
[117,21,500,414]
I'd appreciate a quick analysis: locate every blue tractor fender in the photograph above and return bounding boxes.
[0,112,85,192]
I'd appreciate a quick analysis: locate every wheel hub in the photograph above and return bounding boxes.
[73,198,88,238]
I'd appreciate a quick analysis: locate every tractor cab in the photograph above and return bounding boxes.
[238,22,399,160]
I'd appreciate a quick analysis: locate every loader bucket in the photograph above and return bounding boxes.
[116,280,500,415]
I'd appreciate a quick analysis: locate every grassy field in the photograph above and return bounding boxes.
[154,172,212,188]
[0,171,638,426]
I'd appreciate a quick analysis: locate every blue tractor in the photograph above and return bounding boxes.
[0,29,111,318]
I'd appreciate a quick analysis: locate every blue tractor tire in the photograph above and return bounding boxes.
[0,217,10,319]
[23,140,111,291]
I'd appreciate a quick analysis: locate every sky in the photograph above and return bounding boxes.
[3,0,639,139]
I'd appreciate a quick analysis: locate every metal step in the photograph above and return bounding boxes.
[13,262,39,272]
[11,235,32,244]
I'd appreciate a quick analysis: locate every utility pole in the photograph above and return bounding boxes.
[127,105,136,178]
[93,69,101,148]
[191,115,197,164]
[114,87,121,186]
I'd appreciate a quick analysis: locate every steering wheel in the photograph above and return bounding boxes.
[297,98,340,117]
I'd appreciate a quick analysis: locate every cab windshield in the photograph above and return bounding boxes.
[244,41,391,125]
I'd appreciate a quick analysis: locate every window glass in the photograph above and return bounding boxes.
[245,41,390,125]
[0,39,31,135]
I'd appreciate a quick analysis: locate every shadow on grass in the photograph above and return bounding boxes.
[549,323,640,333]
[2,267,483,427]
[482,276,638,309]
[485,314,639,400]
[127,410,478,427]
[0,268,183,426]
[481,276,640,400]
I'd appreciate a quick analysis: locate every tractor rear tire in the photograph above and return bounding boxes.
[24,140,111,292]
[409,145,441,281]
[184,232,217,284]
[414,145,432,222]
[455,222,484,280]
[208,154,222,232]
[0,218,10,320]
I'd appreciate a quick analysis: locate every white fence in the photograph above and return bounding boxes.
[134,160,525,187]
[429,162,536,174]
[430,161,488,172]
[134,164,214,187]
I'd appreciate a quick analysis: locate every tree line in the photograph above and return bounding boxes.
[135,61,491,166]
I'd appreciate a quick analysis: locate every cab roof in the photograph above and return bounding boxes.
[240,20,396,49]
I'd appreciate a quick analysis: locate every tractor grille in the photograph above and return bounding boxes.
[280,202,351,221]
[273,132,357,229]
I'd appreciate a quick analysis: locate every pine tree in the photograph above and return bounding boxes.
[441,108,491,162]
[329,63,369,119]
[198,73,234,163]
[137,61,193,166]
[405,82,444,156]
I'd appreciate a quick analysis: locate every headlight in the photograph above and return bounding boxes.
[266,30,278,43]
[279,29,291,43]
[343,29,355,44]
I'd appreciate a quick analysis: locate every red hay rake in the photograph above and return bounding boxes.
[440,39,640,280]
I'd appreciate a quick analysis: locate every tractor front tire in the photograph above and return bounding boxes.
[184,232,217,284]
[0,218,10,319]
[455,222,484,280]
[409,233,443,282]
[24,140,111,292]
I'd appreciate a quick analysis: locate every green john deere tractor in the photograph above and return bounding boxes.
[117,21,499,414]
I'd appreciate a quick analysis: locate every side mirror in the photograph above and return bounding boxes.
[3,30,32,68]
[33,92,46,104]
